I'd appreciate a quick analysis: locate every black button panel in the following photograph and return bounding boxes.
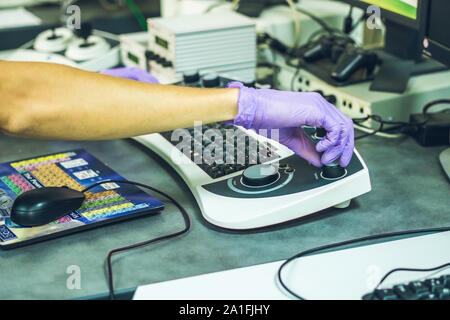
[160,123,280,180]
[202,153,363,199]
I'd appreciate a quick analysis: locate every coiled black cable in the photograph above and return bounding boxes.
[277,226,450,300]
[81,179,191,300]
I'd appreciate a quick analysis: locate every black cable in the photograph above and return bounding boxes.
[344,6,354,34]
[292,6,355,43]
[277,226,450,300]
[349,12,368,34]
[293,6,335,34]
[81,179,191,300]
[354,114,384,140]
[422,99,450,115]
[352,99,450,140]
[290,58,303,91]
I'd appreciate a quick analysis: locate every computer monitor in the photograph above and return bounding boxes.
[422,0,450,67]
[339,0,429,61]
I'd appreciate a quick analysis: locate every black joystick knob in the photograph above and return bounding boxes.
[321,164,346,179]
[202,73,220,88]
[183,70,200,83]
[145,50,156,60]
[242,164,279,187]
[47,28,62,40]
[74,22,93,41]
[315,127,327,139]
[325,94,337,104]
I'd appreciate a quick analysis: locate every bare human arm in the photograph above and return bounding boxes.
[0,61,239,140]
[0,60,356,166]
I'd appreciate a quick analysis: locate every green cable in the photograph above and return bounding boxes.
[125,0,147,31]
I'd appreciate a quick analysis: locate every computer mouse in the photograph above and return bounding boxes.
[10,187,86,227]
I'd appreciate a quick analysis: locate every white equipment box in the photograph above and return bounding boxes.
[120,32,149,71]
[146,11,257,83]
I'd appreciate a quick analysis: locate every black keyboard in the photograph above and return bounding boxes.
[160,122,280,179]
[363,274,450,300]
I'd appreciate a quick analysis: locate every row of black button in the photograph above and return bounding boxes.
[146,50,173,68]
[363,274,450,300]
[161,123,280,179]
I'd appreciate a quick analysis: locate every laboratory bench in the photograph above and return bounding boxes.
[0,132,448,299]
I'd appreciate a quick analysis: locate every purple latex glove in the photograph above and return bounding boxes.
[100,67,159,84]
[227,82,354,167]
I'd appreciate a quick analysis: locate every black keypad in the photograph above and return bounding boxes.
[161,123,280,179]
[363,274,450,300]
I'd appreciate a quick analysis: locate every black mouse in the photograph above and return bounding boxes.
[10,187,86,227]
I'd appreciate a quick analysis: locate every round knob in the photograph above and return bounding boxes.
[321,164,346,180]
[202,73,220,87]
[162,60,172,68]
[325,94,337,104]
[154,55,163,64]
[145,50,156,60]
[183,70,200,83]
[315,127,327,139]
[244,80,256,87]
[47,28,62,40]
[74,22,93,41]
[242,164,279,187]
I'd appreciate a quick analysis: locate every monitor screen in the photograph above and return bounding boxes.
[360,0,418,20]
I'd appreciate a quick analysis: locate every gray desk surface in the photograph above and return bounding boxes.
[0,133,448,299]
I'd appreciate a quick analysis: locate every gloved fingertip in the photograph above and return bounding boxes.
[309,158,323,167]
[339,157,350,167]
[321,153,339,165]
[339,149,354,167]
[298,149,322,167]
[315,140,329,153]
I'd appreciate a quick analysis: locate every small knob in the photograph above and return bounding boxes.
[47,27,62,40]
[312,90,324,95]
[154,55,163,64]
[321,164,346,180]
[74,22,93,41]
[202,73,220,88]
[242,164,279,187]
[183,70,200,83]
[315,127,327,139]
[162,60,172,68]
[325,94,337,104]
[145,50,156,60]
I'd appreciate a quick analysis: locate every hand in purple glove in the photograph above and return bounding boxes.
[227,82,354,167]
[100,67,159,84]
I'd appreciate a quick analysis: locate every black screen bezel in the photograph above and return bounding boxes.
[340,0,427,30]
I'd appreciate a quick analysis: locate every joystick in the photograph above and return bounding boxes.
[306,126,347,180]
[183,70,200,84]
[302,35,353,63]
[331,48,378,82]
[74,22,93,43]
[242,164,279,187]
[202,73,221,88]
[302,35,334,62]
[132,75,371,229]
[33,27,73,53]
[65,22,110,62]
[321,163,347,180]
